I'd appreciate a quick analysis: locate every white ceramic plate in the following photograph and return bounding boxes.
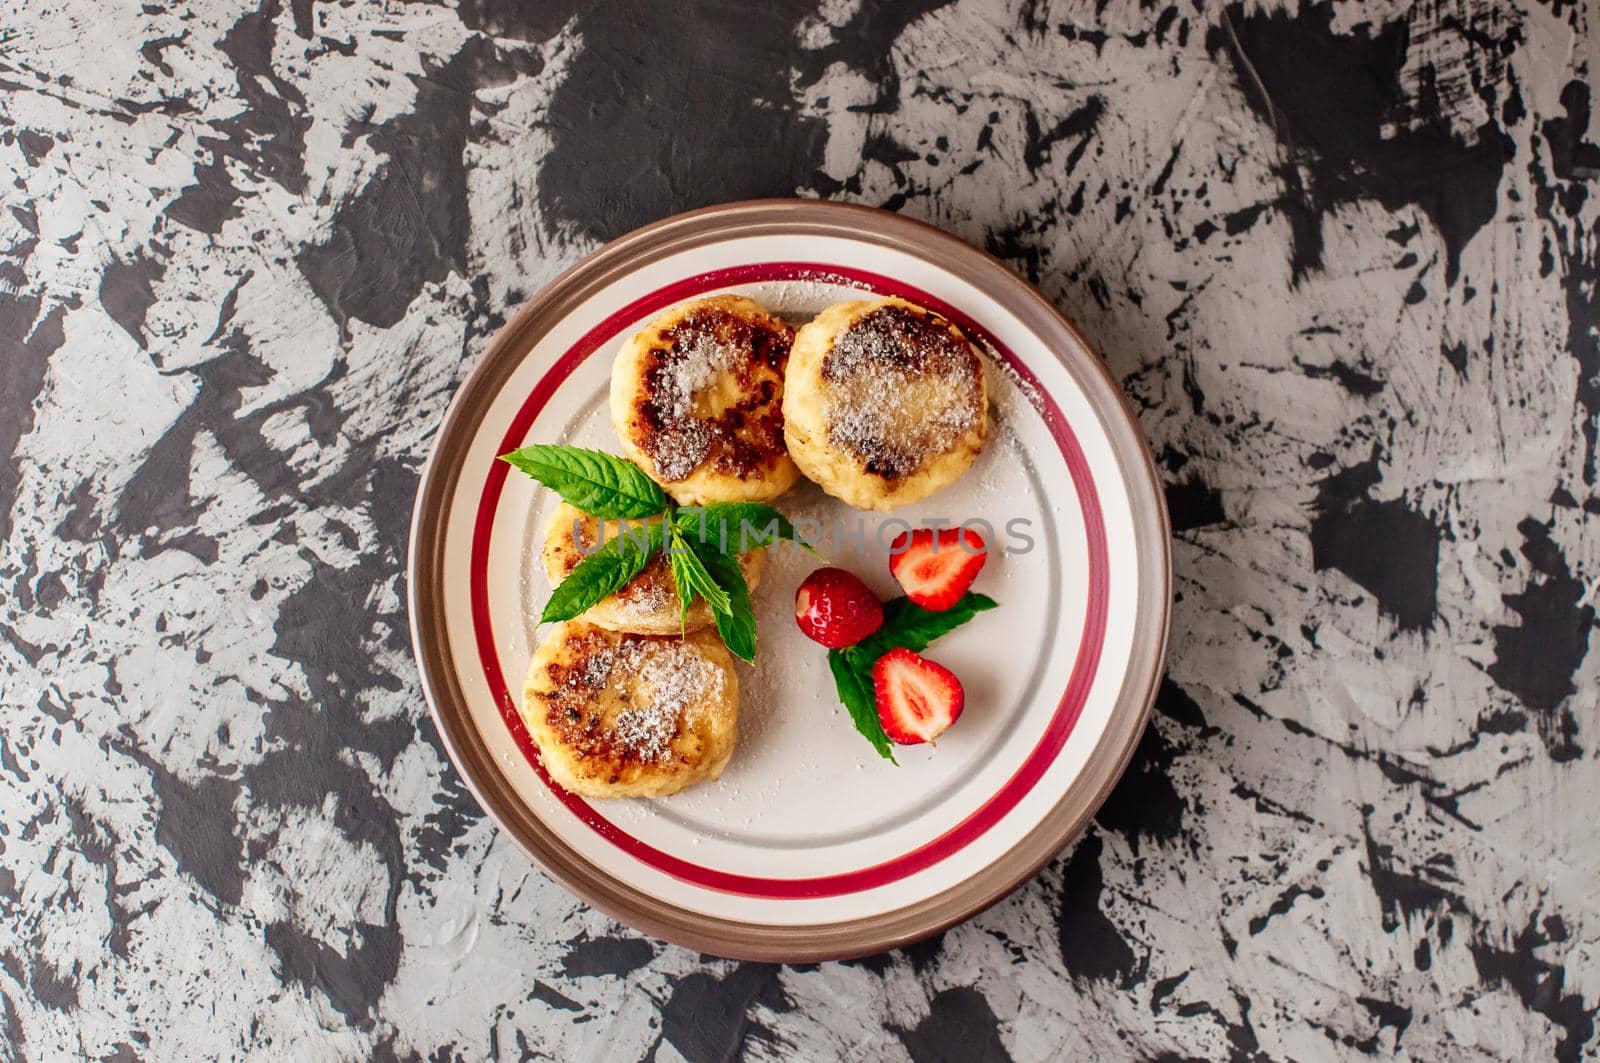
[409,201,1170,960]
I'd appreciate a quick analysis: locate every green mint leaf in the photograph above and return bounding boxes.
[540,517,668,623]
[667,526,733,619]
[854,592,998,660]
[667,526,695,627]
[828,650,896,763]
[674,501,818,555]
[500,444,667,518]
[692,542,757,662]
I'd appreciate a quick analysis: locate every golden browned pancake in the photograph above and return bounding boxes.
[783,297,988,510]
[541,502,765,635]
[521,622,739,798]
[611,295,800,504]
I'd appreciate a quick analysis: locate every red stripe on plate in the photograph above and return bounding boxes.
[471,263,1109,899]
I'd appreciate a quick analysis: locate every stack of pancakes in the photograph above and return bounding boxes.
[524,293,989,798]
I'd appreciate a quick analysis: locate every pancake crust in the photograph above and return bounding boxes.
[611,295,799,505]
[521,622,739,799]
[783,297,988,510]
[541,502,765,635]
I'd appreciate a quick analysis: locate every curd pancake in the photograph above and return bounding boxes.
[783,297,988,510]
[611,295,799,505]
[521,622,739,799]
[541,502,765,635]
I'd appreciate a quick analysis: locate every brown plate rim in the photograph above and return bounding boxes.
[406,199,1172,962]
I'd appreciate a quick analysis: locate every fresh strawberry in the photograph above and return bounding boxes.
[795,567,884,648]
[873,647,965,744]
[888,527,987,610]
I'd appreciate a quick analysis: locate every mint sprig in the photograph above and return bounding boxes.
[500,444,667,518]
[504,444,778,661]
[827,592,998,761]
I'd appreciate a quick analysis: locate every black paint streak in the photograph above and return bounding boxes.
[15,129,54,167]
[1297,358,1385,397]
[1309,452,1441,632]
[1095,722,1187,849]
[1247,883,1324,935]
[651,962,791,1062]
[1155,678,1217,737]
[143,757,245,905]
[0,990,22,1057]
[1533,92,1600,484]
[839,950,892,975]
[452,0,572,41]
[903,930,946,973]
[98,250,165,350]
[264,919,402,1029]
[559,934,654,979]
[891,985,1013,1063]
[27,955,76,1013]
[537,1,952,238]
[1057,833,1138,987]
[797,0,957,115]
[60,797,141,960]
[1225,201,1270,236]
[1357,996,1412,1046]
[538,2,828,242]
[167,154,244,236]
[1487,518,1591,760]
[1223,992,1263,1063]
[169,0,309,233]
[1361,810,1460,932]
[1022,95,1107,173]
[1541,81,1600,184]
[845,928,950,975]
[410,713,483,877]
[0,291,64,546]
[1150,970,1187,1013]
[298,35,542,331]
[1212,2,1514,284]
[252,495,416,1024]
[114,332,269,550]
[531,980,583,1013]
[140,32,189,79]
[1470,914,1593,1062]
[1166,472,1226,533]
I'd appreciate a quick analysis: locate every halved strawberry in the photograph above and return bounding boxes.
[873,647,965,745]
[888,527,987,610]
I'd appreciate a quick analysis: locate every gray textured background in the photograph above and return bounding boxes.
[2,1,1598,1059]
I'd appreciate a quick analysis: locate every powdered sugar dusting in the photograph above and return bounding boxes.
[609,561,677,620]
[738,273,868,322]
[983,335,1043,414]
[822,304,983,480]
[658,330,740,420]
[638,306,791,483]
[605,638,726,763]
[647,328,738,480]
[578,647,614,689]
[648,424,711,482]
[609,703,678,763]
